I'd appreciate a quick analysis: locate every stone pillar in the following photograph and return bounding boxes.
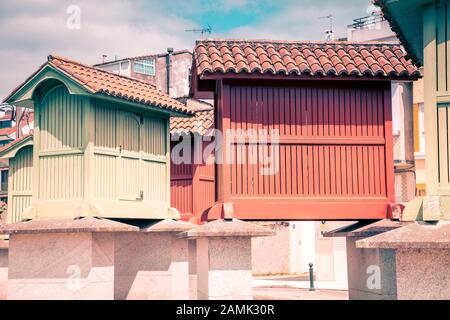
[0,240,8,300]
[188,239,197,300]
[0,217,137,300]
[345,236,397,299]
[357,221,450,300]
[179,219,273,300]
[323,220,407,300]
[114,219,195,300]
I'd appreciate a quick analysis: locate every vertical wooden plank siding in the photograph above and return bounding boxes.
[170,139,215,221]
[436,0,450,94]
[436,104,450,188]
[8,147,33,223]
[432,1,450,194]
[92,100,168,203]
[424,3,439,196]
[227,83,390,200]
[40,85,84,151]
[38,85,85,201]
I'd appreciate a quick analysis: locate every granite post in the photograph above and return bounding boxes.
[0,240,8,300]
[323,220,407,300]
[356,221,450,300]
[0,217,137,300]
[114,219,195,300]
[178,219,274,300]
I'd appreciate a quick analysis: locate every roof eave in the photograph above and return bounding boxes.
[4,64,93,108]
[93,93,193,117]
[373,0,431,67]
[199,71,421,82]
[0,135,33,159]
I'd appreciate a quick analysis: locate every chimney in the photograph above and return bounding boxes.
[166,48,174,96]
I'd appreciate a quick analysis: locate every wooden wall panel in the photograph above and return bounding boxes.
[437,104,450,188]
[93,153,116,199]
[94,103,116,149]
[170,179,193,216]
[39,153,84,200]
[11,147,33,193]
[228,84,389,200]
[118,156,140,200]
[143,160,167,202]
[142,117,166,156]
[170,139,215,220]
[10,196,31,224]
[93,101,168,204]
[9,146,33,223]
[40,85,84,151]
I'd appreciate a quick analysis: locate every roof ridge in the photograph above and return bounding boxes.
[193,40,420,78]
[48,54,158,89]
[195,39,401,46]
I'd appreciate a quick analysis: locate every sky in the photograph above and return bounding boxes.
[0,0,372,100]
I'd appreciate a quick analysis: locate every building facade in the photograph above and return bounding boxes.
[95,49,193,98]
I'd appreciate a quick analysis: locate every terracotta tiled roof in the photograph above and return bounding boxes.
[4,55,191,115]
[170,97,213,135]
[47,55,192,114]
[171,109,214,135]
[194,39,421,78]
[0,133,33,154]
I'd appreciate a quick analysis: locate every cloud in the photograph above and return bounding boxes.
[0,0,198,99]
[0,0,371,100]
[225,0,369,41]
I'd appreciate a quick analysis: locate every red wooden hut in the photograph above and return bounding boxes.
[173,39,420,222]
[170,98,215,222]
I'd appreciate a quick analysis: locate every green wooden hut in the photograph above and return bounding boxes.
[0,55,192,222]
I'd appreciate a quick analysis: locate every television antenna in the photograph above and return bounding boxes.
[185,24,212,39]
[319,14,334,41]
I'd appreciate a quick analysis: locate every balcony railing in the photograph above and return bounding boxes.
[349,13,386,29]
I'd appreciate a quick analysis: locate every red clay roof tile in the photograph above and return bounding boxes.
[43,55,192,115]
[193,40,421,78]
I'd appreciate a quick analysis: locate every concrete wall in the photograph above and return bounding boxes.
[251,222,291,275]
[99,52,192,98]
[153,52,192,98]
[347,19,396,42]
[252,221,347,281]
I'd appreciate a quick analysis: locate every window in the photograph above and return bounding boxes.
[0,120,12,129]
[413,102,425,155]
[133,59,155,76]
[0,170,7,191]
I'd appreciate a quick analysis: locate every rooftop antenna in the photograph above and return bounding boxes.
[319,14,334,41]
[185,24,212,39]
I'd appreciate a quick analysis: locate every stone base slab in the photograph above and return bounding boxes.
[7,232,114,300]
